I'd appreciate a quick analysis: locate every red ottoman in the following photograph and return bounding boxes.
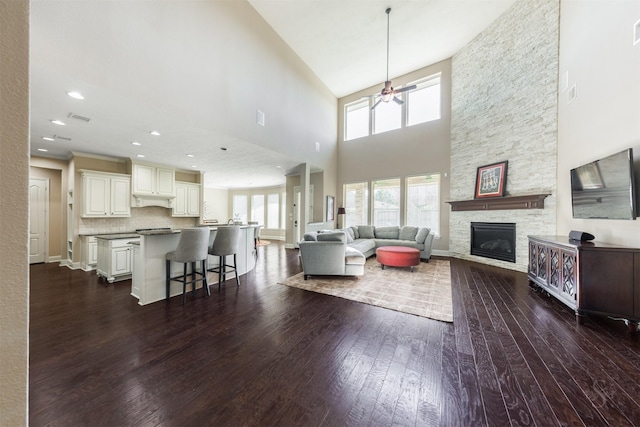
[376,246,421,272]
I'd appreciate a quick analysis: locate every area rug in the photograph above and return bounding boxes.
[278,258,453,322]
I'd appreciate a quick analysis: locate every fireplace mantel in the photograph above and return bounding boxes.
[447,193,550,212]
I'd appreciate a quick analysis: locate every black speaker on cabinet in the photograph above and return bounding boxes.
[569,230,595,241]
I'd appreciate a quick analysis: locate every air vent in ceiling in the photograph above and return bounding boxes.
[67,112,91,122]
[54,135,72,141]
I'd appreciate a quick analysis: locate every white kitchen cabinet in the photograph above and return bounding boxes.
[96,236,140,283]
[81,170,131,217]
[81,236,98,271]
[173,182,201,217]
[132,162,175,197]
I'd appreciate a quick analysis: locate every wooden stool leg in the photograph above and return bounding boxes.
[165,259,171,301]
[234,254,240,287]
[191,262,197,296]
[202,260,210,297]
[182,263,188,304]
[218,255,223,292]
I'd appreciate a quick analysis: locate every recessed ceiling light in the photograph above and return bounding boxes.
[191,165,198,168]
[50,119,65,126]
[136,154,145,158]
[37,148,48,152]
[67,91,84,100]
[186,154,194,158]
[149,130,161,136]
[42,137,55,141]
[131,141,141,146]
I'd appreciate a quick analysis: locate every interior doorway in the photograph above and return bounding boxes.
[293,185,314,247]
[29,178,49,264]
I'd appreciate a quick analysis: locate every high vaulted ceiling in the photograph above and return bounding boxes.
[30,0,515,188]
[249,0,516,98]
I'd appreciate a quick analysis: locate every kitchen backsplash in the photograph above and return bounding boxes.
[78,206,199,235]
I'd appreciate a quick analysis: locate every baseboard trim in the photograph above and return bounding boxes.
[432,249,451,258]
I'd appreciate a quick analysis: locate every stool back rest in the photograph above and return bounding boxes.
[210,226,240,256]
[254,225,262,240]
[173,228,210,262]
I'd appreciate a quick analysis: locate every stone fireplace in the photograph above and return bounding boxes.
[448,0,559,272]
[471,222,516,263]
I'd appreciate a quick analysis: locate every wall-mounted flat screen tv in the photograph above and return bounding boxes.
[570,148,637,220]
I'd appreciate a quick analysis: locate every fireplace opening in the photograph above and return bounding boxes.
[471,222,516,263]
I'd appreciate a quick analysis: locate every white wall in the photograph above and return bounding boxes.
[557,0,640,246]
[203,187,229,223]
[0,0,29,424]
[337,59,452,252]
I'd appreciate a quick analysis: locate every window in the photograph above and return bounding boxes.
[267,193,279,229]
[407,75,441,127]
[406,174,440,235]
[251,194,264,223]
[232,194,247,223]
[344,99,369,141]
[373,99,401,134]
[344,182,368,227]
[373,178,400,227]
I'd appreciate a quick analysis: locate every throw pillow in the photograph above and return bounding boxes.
[343,227,355,243]
[358,225,375,239]
[351,226,359,239]
[303,232,318,241]
[375,226,399,239]
[317,231,347,242]
[399,226,418,241]
[415,228,430,244]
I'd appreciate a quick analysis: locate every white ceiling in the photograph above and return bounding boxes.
[30,0,515,188]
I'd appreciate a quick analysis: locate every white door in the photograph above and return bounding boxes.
[29,178,48,264]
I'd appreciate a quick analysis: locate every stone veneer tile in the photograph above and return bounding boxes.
[449,0,559,272]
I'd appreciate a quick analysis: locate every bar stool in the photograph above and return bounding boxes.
[208,226,240,291]
[165,227,211,304]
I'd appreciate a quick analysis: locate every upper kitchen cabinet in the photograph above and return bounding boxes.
[132,162,174,196]
[131,161,175,207]
[173,181,201,217]
[81,170,131,217]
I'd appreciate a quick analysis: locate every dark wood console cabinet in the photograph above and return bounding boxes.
[528,235,640,327]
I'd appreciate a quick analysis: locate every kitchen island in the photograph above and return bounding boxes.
[131,225,258,305]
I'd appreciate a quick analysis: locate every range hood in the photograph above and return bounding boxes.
[132,194,176,208]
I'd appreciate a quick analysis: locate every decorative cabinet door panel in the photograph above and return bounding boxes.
[110,177,131,216]
[83,174,109,216]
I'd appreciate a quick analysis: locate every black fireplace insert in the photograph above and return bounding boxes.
[470,222,516,263]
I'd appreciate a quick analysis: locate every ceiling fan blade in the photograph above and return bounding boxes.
[371,98,383,110]
[392,96,404,105]
[394,84,418,94]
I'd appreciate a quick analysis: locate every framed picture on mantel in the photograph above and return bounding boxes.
[475,161,508,198]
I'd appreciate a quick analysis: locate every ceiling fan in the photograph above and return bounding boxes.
[369,8,417,110]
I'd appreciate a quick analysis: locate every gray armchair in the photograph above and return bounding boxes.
[298,231,366,280]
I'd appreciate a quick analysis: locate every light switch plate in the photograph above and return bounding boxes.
[568,84,577,104]
[634,19,640,46]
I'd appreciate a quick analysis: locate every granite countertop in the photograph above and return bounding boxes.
[136,229,181,236]
[94,233,140,240]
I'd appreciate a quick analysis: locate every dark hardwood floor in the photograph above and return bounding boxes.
[30,241,640,426]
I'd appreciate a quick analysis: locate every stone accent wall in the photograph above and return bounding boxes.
[450,0,559,272]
